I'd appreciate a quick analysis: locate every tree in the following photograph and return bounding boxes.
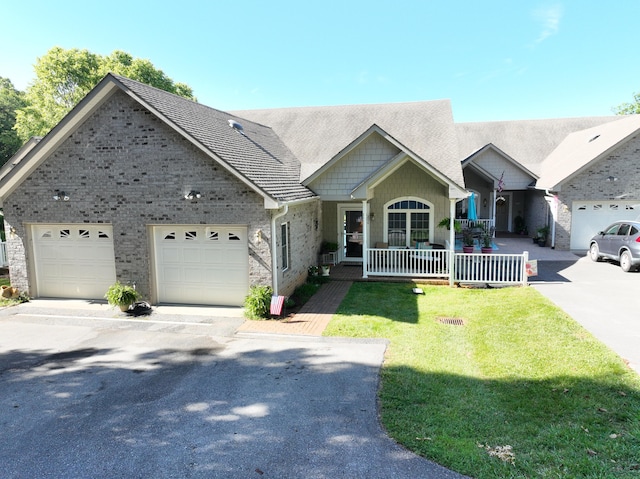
[613,92,640,115]
[0,77,27,165]
[15,47,195,141]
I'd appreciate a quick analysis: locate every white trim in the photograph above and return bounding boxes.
[337,203,364,263]
[383,196,434,247]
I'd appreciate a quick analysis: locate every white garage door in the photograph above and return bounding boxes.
[153,225,249,306]
[32,224,117,299]
[571,201,640,250]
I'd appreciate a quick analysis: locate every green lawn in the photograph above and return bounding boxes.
[324,282,640,478]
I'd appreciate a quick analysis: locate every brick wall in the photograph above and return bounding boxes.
[3,90,277,301]
[554,135,640,250]
[275,200,322,297]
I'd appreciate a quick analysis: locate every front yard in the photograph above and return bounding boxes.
[324,283,640,478]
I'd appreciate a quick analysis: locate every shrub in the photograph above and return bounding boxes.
[244,285,273,320]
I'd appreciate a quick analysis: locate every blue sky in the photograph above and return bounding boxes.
[2,0,639,122]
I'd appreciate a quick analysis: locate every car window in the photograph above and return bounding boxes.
[631,226,639,236]
[618,224,631,236]
[604,224,620,235]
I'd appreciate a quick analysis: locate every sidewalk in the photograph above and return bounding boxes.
[237,280,353,336]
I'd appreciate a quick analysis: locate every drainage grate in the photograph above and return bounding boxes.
[437,317,465,326]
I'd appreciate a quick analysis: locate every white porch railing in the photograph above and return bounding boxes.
[458,218,495,231]
[367,248,450,278]
[453,251,528,286]
[366,248,528,286]
[0,242,7,267]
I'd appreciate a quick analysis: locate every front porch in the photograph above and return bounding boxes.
[326,235,579,285]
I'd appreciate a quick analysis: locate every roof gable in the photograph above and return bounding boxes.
[232,99,464,186]
[456,116,621,176]
[462,143,538,190]
[537,114,640,190]
[0,74,315,206]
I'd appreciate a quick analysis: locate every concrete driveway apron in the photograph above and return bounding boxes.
[0,302,467,479]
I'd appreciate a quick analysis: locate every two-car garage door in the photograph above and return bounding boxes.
[571,201,640,250]
[31,224,249,306]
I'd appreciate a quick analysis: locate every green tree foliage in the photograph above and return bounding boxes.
[613,91,640,115]
[0,77,27,165]
[14,47,195,141]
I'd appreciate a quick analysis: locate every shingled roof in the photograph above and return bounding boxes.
[232,99,464,187]
[112,75,315,203]
[537,114,640,190]
[456,116,620,176]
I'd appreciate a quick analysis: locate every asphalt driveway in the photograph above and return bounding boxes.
[0,309,467,479]
[531,254,640,374]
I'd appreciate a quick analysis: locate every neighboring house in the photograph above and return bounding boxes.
[1,73,638,306]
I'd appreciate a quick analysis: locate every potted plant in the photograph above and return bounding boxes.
[105,282,140,312]
[321,264,331,276]
[480,226,494,253]
[462,227,475,253]
[320,241,338,254]
[514,215,526,235]
[308,265,319,277]
[536,225,550,246]
[438,217,462,232]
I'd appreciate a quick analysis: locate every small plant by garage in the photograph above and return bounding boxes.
[244,285,273,320]
[105,282,140,311]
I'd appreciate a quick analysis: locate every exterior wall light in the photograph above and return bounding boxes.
[53,190,70,201]
[184,190,201,200]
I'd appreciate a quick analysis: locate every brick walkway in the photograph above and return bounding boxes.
[236,280,353,336]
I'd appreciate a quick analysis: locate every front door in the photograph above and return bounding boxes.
[341,208,363,261]
[495,193,512,232]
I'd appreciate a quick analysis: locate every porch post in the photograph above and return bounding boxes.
[492,189,497,229]
[362,200,368,279]
[449,198,456,287]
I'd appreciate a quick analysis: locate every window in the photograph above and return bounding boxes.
[281,223,289,271]
[385,198,432,247]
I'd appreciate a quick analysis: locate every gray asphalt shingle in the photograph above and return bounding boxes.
[112,74,316,203]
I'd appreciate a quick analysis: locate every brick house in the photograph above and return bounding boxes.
[1,73,639,306]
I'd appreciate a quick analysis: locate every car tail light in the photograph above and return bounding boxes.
[636,236,640,243]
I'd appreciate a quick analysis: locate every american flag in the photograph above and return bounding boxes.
[497,171,505,192]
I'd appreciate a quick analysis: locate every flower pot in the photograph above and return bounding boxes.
[119,303,132,312]
[481,247,493,254]
[321,265,331,276]
[462,246,474,254]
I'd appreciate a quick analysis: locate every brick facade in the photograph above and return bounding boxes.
[554,135,640,250]
[3,90,302,301]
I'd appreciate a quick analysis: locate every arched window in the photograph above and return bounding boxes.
[384,197,433,247]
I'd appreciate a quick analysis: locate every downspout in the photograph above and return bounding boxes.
[545,190,558,249]
[270,204,288,296]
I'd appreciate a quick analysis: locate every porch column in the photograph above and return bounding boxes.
[362,200,368,279]
[492,189,497,229]
[449,199,456,287]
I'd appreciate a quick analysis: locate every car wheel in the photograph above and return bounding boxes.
[589,243,601,262]
[620,250,632,272]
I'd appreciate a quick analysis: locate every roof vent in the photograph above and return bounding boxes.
[589,134,600,142]
[228,119,245,135]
